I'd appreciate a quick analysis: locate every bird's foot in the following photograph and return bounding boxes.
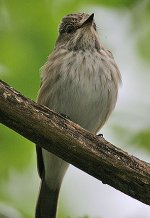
[97,133,103,138]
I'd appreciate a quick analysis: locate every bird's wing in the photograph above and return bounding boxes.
[36,75,45,179]
[36,144,44,179]
[36,48,67,179]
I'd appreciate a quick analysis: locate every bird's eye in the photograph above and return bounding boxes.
[66,25,75,33]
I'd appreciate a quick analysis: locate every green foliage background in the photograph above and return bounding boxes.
[0,0,150,218]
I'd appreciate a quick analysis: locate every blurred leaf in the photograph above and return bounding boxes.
[52,0,139,11]
[0,125,33,178]
[129,0,150,61]
[112,125,150,153]
[130,129,150,152]
[111,125,131,143]
[137,30,150,61]
[88,0,138,8]
[79,216,90,218]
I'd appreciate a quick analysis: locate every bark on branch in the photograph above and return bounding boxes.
[0,79,150,205]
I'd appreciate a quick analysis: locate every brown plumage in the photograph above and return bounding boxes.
[36,13,121,218]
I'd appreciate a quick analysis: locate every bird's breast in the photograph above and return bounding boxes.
[44,50,119,133]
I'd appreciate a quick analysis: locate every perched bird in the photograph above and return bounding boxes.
[36,13,121,218]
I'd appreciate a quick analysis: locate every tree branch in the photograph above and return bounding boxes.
[0,79,150,205]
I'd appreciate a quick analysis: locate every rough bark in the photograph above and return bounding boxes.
[0,79,150,205]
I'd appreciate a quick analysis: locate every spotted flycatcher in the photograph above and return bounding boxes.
[36,13,121,218]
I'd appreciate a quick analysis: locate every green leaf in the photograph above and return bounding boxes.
[0,125,34,178]
[130,129,150,152]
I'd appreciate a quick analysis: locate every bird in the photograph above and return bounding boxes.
[35,12,121,218]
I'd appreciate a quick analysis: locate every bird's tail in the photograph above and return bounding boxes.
[35,179,60,218]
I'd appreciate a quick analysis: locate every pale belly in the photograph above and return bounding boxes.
[47,67,117,134]
[39,50,119,134]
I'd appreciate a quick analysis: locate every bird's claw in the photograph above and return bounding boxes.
[97,133,103,138]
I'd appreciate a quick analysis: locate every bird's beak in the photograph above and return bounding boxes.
[80,13,94,28]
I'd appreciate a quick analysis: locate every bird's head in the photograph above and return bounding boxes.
[55,13,101,51]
